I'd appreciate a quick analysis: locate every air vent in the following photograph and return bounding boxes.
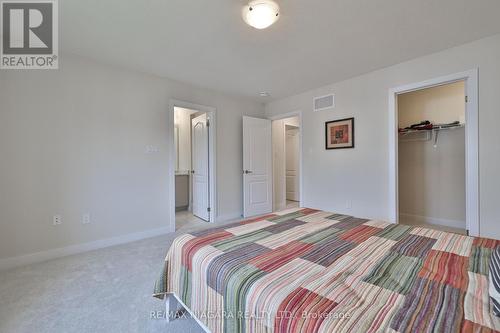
[313,94,335,111]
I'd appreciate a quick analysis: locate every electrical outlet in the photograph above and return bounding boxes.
[82,213,91,224]
[53,215,62,226]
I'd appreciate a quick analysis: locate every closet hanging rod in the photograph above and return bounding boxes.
[399,123,465,136]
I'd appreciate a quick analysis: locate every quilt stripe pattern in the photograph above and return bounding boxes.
[154,208,500,332]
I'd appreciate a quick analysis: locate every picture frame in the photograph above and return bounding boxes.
[325,117,355,150]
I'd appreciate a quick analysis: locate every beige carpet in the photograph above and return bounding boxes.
[0,231,208,333]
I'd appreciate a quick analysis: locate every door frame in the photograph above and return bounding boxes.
[168,99,217,231]
[388,69,479,236]
[268,111,303,211]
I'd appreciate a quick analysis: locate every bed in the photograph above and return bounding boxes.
[154,207,500,332]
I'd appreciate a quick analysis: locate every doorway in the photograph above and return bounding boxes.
[388,70,479,236]
[271,113,302,212]
[241,112,302,218]
[397,81,466,234]
[169,100,216,232]
[285,124,300,207]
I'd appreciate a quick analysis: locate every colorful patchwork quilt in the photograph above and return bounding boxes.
[154,208,500,332]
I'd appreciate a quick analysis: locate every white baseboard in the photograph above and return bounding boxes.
[216,213,242,224]
[399,213,466,229]
[0,226,173,272]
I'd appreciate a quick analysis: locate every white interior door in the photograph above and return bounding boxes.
[243,116,273,217]
[286,127,300,201]
[192,113,209,221]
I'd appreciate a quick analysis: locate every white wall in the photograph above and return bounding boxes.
[399,128,466,228]
[398,82,466,229]
[284,117,300,128]
[0,53,264,262]
[398,81,465,128]
[265,34,500,240]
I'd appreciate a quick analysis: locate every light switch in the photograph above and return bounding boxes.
[146,145,160,153]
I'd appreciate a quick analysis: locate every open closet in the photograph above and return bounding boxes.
[398,81,466,234]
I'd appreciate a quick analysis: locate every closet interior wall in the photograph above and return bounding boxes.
[398,81,466,230]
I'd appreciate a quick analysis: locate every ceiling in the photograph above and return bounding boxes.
[61,0,500,101]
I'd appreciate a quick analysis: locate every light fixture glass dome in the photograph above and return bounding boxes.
[242,0,280,30]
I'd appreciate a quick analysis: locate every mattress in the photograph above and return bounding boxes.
[154,207,500,332]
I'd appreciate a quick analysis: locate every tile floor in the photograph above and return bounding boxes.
[175,210,209,231]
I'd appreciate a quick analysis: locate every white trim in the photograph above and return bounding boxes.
[268,111,303,210]
[0,226,171,271]
[399,213,466,230]
[169,100,217,229]
[165,293,211,333]
[388,69,480,236]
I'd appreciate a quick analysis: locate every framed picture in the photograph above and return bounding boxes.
[325,117,354,149]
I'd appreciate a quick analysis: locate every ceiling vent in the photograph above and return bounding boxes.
[313,94,335,111]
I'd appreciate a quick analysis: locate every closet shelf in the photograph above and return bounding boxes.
[399,123,465,147]
[399,123,465,136]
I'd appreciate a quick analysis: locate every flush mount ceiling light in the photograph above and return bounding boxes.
[242,0,280,30]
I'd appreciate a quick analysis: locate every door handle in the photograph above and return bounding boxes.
[244,170,253,174]
[191,170,195,174]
